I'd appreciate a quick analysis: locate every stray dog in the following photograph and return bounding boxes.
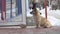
[30,8,52,28]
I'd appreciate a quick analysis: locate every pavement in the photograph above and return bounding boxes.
[0,26,60,34]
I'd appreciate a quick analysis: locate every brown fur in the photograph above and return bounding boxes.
[30,8,52,28]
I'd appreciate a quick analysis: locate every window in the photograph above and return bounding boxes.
[6,0,23,22]
[0,0,26,25]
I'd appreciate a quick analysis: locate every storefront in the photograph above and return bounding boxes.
[0,0,26,26]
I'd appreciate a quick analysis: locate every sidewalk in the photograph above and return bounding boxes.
[0,26,60,34]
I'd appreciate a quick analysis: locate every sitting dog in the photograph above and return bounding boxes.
[30,8,52,28]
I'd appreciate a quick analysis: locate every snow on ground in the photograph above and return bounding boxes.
[48,16,60,26]
[27,7,60,26]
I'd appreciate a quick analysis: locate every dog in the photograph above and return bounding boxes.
[30,8,52,28]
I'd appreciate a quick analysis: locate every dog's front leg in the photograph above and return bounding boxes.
[35,20,39,28]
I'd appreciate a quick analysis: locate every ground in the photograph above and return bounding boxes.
[0,26,60,34]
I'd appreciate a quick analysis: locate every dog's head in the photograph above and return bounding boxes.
[30,8,42,15]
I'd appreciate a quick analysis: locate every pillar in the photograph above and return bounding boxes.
[44,0,47,19]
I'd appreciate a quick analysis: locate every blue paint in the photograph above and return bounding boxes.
[10,0,12,18]
[16,0,22,16]
[16,0,19,16]
[18,0,22,15]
